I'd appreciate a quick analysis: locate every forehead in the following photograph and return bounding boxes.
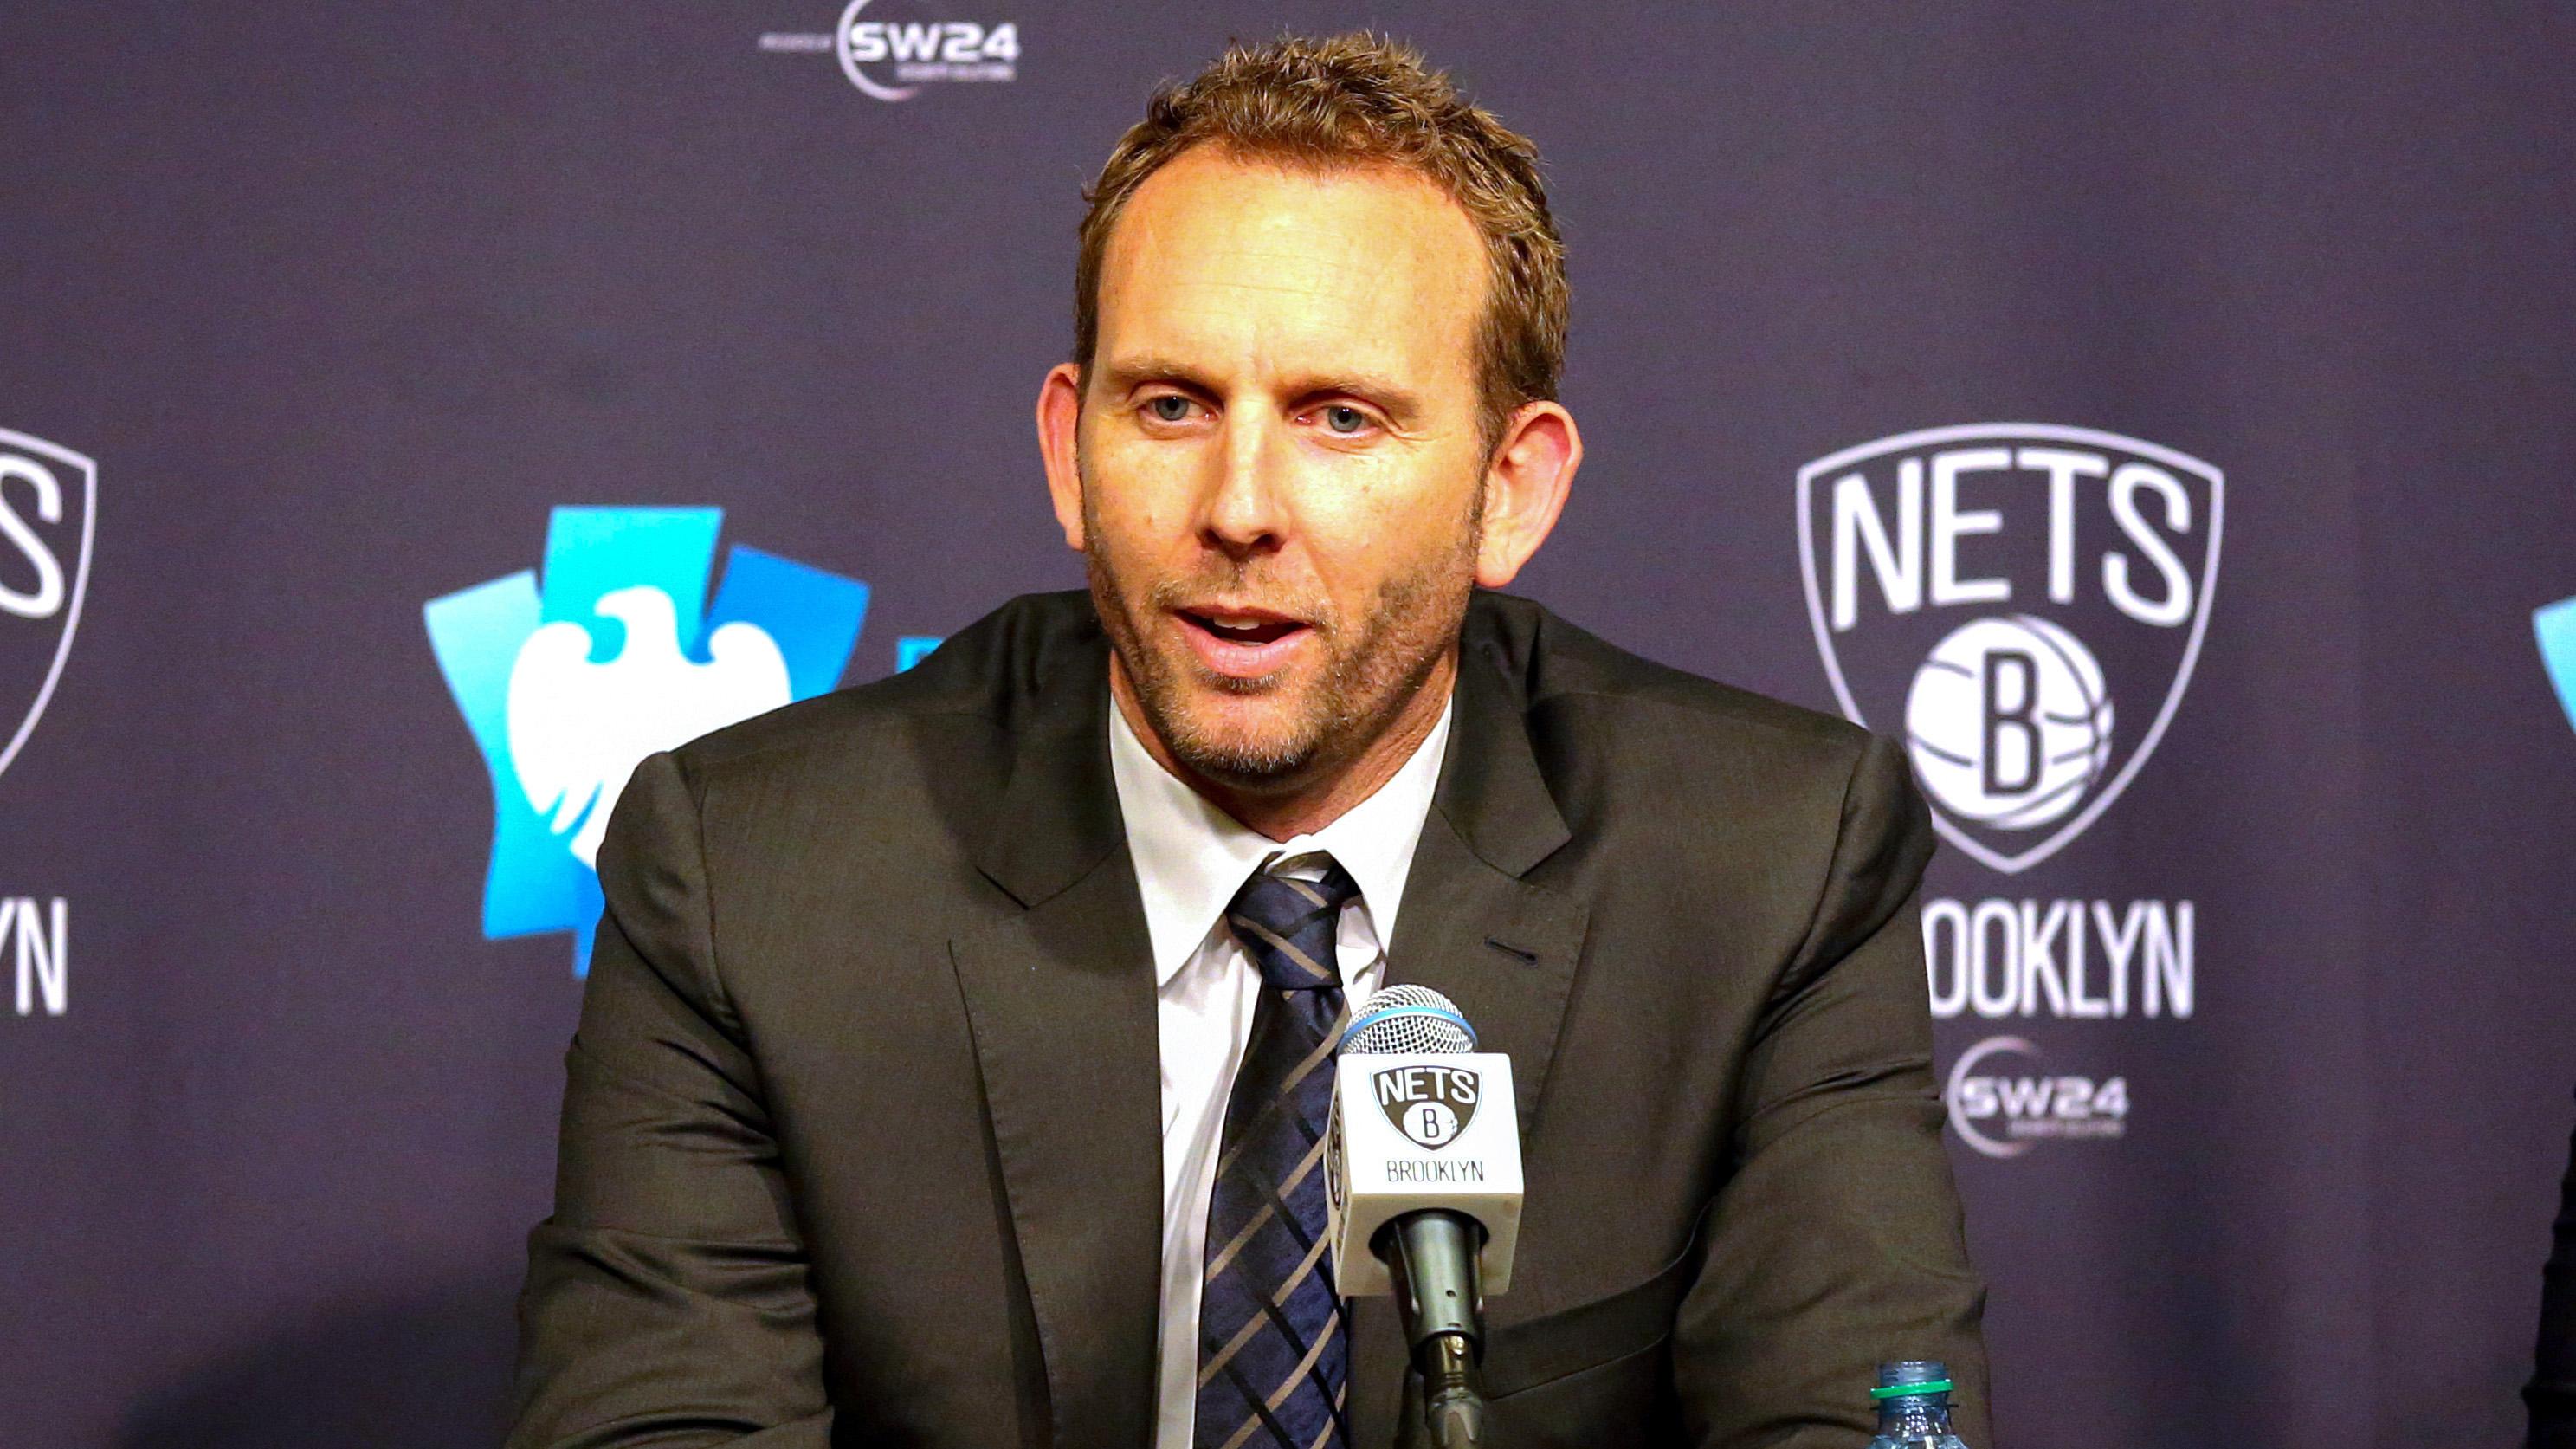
[1094,146,1488,391]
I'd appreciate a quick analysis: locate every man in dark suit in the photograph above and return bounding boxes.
[509,32,1987,1449]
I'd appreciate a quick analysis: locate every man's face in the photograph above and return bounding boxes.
[1061,147,1495,794]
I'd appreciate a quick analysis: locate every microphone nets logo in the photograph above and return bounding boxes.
[425,508,869,974]
[1373,1064,1481,1151]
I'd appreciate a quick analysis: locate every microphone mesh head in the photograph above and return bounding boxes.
[1341,984,1476,1054]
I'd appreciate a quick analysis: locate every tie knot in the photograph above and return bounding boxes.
[1225,861,1360,993]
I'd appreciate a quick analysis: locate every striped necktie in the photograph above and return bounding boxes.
[1194,860,1361,1449]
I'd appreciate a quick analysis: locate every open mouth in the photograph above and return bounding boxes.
[1181,611,1302,646]
[1174,607,1313,677]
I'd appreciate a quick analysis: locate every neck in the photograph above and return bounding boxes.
[1113,650,1456,843]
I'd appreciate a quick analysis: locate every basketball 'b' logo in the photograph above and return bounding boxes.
[1907,615,2112,831]
[1797,425,2223,874]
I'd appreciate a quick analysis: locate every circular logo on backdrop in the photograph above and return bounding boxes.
[1904,615,2114,831]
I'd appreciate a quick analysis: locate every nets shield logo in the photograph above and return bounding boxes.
[1375,1064,1480,1150]
[1798,424,2223,873]
[0,430,95,791]
[425,508,868,974]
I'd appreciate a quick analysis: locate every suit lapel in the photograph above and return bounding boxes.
[1347,627,1591,1448]
[951,641,1163,1449]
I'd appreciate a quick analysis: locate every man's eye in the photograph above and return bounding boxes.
[1147,395,1194,423]
[1321,405,1370,435]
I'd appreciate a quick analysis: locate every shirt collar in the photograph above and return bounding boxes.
[1108,686,1455,989]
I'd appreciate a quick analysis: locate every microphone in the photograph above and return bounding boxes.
[1328,985,1525,1449]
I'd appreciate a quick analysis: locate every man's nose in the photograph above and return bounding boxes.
[1198,407,1289,556]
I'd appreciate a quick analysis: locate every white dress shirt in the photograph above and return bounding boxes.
[1107,691,1455,1449]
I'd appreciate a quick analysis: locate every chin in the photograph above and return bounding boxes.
[1159,699,1324,786]
[1178,745,1321,793]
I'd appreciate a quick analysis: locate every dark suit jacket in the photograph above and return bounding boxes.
[509,589,1990,1449]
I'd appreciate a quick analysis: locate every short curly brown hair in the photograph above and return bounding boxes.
[1074,32,1568,451]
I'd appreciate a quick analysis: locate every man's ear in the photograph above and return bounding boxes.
[1474,400,1581,589]
[1036,361,1088,552]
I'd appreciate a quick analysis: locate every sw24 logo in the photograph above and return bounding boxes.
[1945,1035,2130,1160]
[835,1,1017,101]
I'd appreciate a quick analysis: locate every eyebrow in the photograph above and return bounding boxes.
[1095,353,1428,421]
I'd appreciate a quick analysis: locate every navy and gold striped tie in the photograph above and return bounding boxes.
[1195,860,1360,1449]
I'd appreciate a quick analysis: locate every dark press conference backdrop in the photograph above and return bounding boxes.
[4,5,2573,1446]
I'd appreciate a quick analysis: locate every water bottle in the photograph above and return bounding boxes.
[1865,1360,1969,1449]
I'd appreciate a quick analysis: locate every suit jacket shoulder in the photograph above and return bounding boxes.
[649,591,1108,873]
[610,591,1120,1064]
[1469,587,1878,772]
[1462,592,1928,956]
[670,589,1103,782]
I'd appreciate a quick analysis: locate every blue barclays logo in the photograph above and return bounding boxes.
[425,508,869,974]
[2540,597,2576,734]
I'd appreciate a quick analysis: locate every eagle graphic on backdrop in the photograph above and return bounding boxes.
[505,585,791,868]
[428,507,869,974]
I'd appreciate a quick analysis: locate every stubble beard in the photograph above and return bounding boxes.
[1082,476,1482,798]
